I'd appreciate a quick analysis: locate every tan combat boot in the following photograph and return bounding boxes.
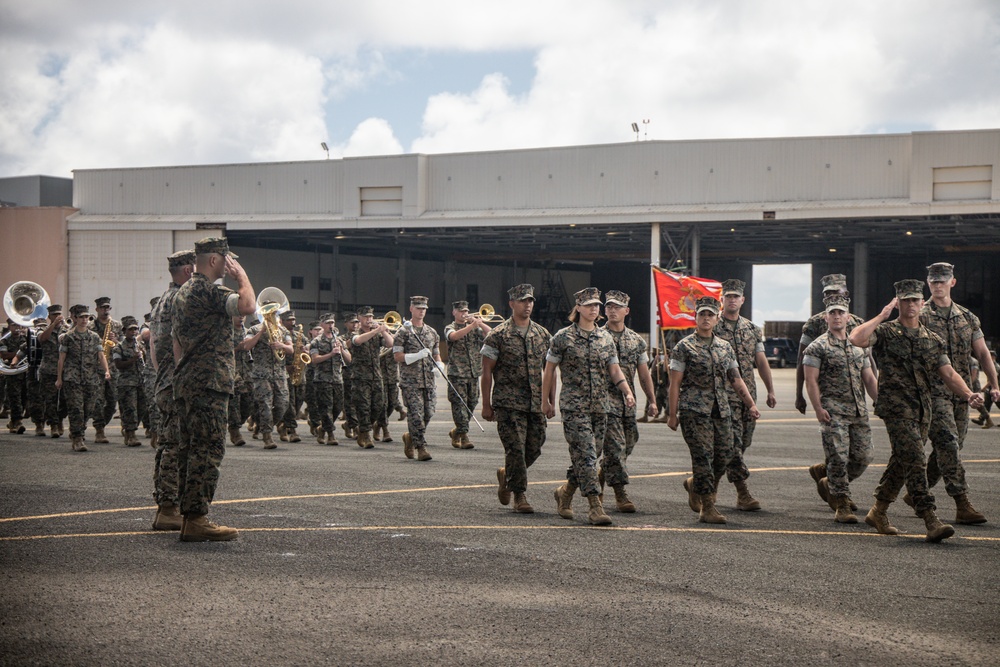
[459,433,474,449]
[449,427,461,448]
[734,479,761,511]
[262,432,277,449]
[808,463,829,503]
[381,425,393,442]
[316,428,326,445]
[50,424,60,438]
[497,468,511,506]
[698,494,727,524]
[416,446,432,461]
[587,494,612,526]
[920,509,955,543]
[93,427,109,444]
[612,485,637,513]
[513,492,534,514]
[955,493,987,525]
[229,427,245,447]
[152,504,183,531]
[71,436,88,452]
[682,477,701,513]
[818,479,837,510]
[180,515,239,542]
[34,423,46,436]
[287,428,301,443]
[397,408,407,421]
[326,431,339,446]
[554,482,577,520]
[278,424,289,442]
[833,496,858,524]
[125,430,141,447]
[983,416,995,429]
[864,499,900,535]
[402,432,414,459]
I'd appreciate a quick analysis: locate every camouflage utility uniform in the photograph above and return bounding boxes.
[445,321,485,436]
[37,323,69,429]
[309,333,346,439]
[380,349,401,423]
[0,331,27,426]
[151,282,183,507]
[246,322,291,438]
[393,324,440,448]
[89,317,122,430]
[111,338,144,434]
[229,320,253,432]
[58,329,104,438]
[714,315,764,483]
[600,326,647,487]
[349,332,386,436]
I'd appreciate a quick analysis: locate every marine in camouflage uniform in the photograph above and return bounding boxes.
[599,290,657,512]
[140,301,159,438]
[348,306,393,448]
[172,237,254,541]
[244,314,292,449]
[543,288,634,525]
[713,279,776,511]
[918,262,998,524]
[111,316,144,446]
[309,314,350,445]
[341,313,360,438]
[850,279,984,543]
[150,250,196,530]
[56,304,110,451]
[668,297,760,525]
[0,323,28,432]
[803,294,877,522]
[227,316,252,446]
[279,310,307,441]
[36,304,69,436]
[482,284,551,513]
[393,296,441,461]
[89,297,122,442]
[444,300,489,448]
[303,321,322,434]
[20,320,48,435]
[379,347,400,437]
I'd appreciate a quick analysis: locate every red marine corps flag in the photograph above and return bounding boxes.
[652,266,723,329]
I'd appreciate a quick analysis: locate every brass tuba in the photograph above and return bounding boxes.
[1,281,50,376]
[255,286,290,361]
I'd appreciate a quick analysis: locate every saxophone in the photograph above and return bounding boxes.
[290,324,311,386]
[102,320,115,362]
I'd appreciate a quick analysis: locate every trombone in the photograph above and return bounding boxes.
[374,310,403,332]
[474,304,505,324]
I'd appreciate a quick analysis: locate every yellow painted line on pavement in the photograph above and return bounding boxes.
[3,523,999,543]
[3,460,999,524]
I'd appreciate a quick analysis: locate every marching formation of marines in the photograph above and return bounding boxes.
[3,245,997,543]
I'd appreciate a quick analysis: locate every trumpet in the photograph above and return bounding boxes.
[374,310,403,332]
[474,304,505,323]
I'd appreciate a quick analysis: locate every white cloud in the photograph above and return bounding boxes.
[340,118,403,157]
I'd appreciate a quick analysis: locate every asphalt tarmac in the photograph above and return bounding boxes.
[2,368,998,666]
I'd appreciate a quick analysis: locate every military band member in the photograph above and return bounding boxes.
[803,294,878,523]
[713,279,776,512]
[0,320,28,433]
[20,318,48,436]
[850,280,984,543]
[445,300,490,449]
[171,237,255,542]
[309,313,350,445]
[36,304,68,437]
[341,312,360,440]
[600,290,657,513]
[378,347,399,441]
[349,306,393,448]
[393,296,441,461]
[228,315,251,447]
[917,262,999,524]
[279,310,305,443]
[89,296,121,444]
[149,249,196,530]
[111,316,144,447]
[482,284,551,514]
[668,296,760,525]
[544,288,635,526]
[303,320,322,437]
[140,299,159,446]
[241,303,293,450]
[56,304,111,452]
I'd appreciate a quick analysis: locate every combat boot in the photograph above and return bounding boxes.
[180,515,239,542]
[57,420,64,436]
[587,495,612,526]
[901,492,921,517]
[262,432,277,449]
[983,416,995,429]
[734,479,761,511]
[513,492,534,514]
[698,494,726,524]
[416,446,432,461]
[125,430,140,447]
[71,436,88,452]
[150,432,158,449]
[449,427,461,448]
[808,463,829,503]
[920,509,955,543]
[818,479,837,510]
[152,504,183,531]
[316,428,326,445]
[229,427,245,447]
[864,499,899,535]
[326,431,340,446]
[682,477,701,512]
[278,424,289,442]
[833,496,858,524]
[403,432,414,459]
[497,468,511,505]
[287,428,301,443]
[310,423,317,436]
[954,493,987,525]
[397,408,407,421]
[459,433,474,449]
[50,424,60,438]
[637,414,649,423]
[93,427,109,443]
[612,485,637,513]
[381,425,393,442]
[360,431,375,449]
[34,423,46,437]
[554,482,577,520]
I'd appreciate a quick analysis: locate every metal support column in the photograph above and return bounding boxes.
[691,226,701,276]
[650,223,661,340]
[853,241,869,318]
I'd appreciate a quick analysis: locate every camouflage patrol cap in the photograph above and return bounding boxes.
[168,250,196,270]
[70,304,89,317]
[507,284,535,301]
[308,320,321,329]
[320,312,336,323]
[605,290,630,307]
[356,306,374,316]
[344,312,359,323]
[121,316,139,330]
[409,296,429,309]
[452,300,469,311]
[820,274,847,293]
[894,279,925,300]
[574,287,602,306]
[149,297,160,309]
[48,304,63,314]
[695,296,721,314]
[926,262,954,282]
[33,317,48,326]
[194,237,238,258]
[94,296,111,307]
[823,293,850,313]
[280,310,297,320]
[721,279,746,296]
